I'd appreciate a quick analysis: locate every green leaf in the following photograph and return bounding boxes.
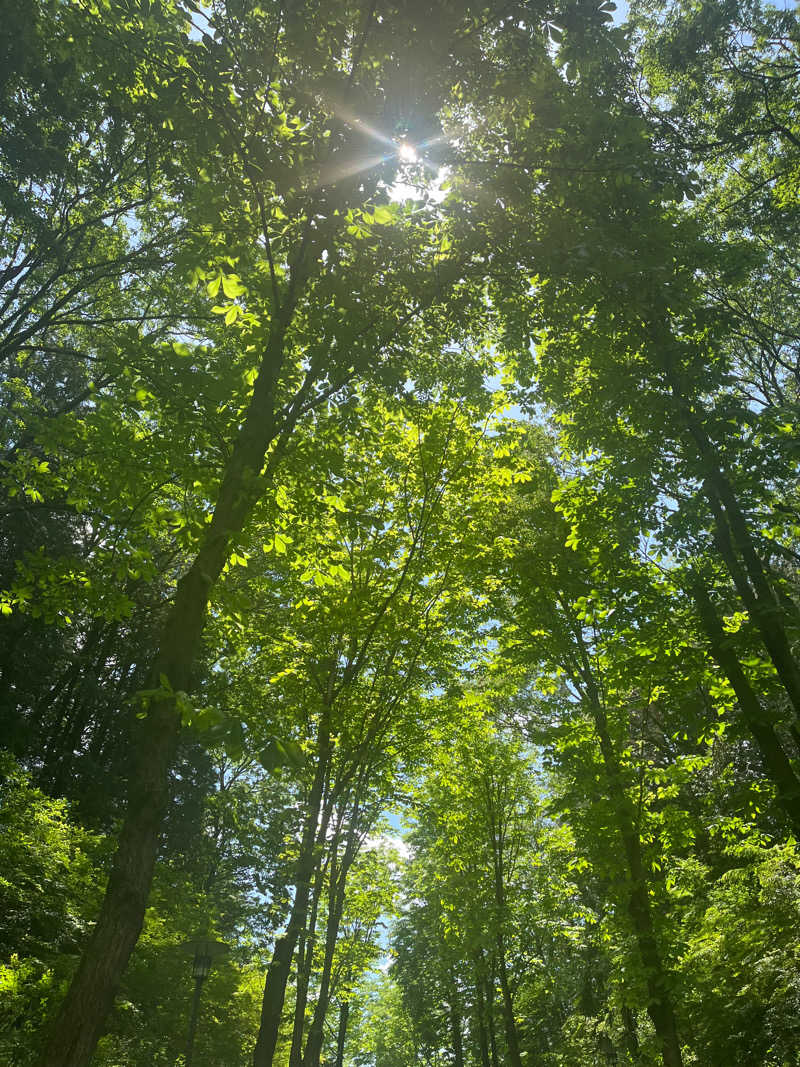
[221,273,246,299]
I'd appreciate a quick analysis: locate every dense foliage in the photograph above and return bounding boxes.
[2,0,800,1064]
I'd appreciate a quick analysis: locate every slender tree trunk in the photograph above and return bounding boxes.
[448,978,465,1067]
[495,930,523,1067]
[473,955,491,1067]
[334,1000,350,1067]
[303,822,360,1067]
[254,709,331,1067]
[36,309,299,1067]
[562,609,683,1067]
[621,1004,641,1064]
[289,863,325,1067]
[691,575,800,834]
[588,695,683,1067]
[662,354,800,723]
[485,784,523,1067]
[486,961,499,1067]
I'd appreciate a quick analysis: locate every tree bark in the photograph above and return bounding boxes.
[289,862,325,1067]
[448,978,465,1067]
[621,1004,641,1064]
[473,954,491,1067]
[485,780,524,1067]
[486,959,500,1067]
[334,1000,350,1067]
[690,575,800,835]
[662,354,800,724]
[253,706,332,1067]
[495,931,523,1067]
[565,607,683,1067]
[589,695,683,1067]
[303,818,360,1067]
[35,308,298,1067]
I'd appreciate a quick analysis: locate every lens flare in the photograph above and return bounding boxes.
[397,141,418,163]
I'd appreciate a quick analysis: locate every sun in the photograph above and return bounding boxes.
[397,141,418,163]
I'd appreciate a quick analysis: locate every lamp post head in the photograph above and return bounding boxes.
[192,951,213,979]
[180,936,229,981]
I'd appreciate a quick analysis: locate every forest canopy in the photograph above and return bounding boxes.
[2,0,800,1064]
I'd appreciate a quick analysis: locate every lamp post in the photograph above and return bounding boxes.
[180,937,228,1066]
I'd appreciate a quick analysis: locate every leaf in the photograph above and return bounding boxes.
[258,737,306,773]
[221,273,246,298]
[324,494,347,512]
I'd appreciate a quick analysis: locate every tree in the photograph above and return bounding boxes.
[6,0,800,1063]
[20,2,499,1061]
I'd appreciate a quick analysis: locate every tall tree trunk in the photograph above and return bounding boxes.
[486,960,500,1067]
[621,1004,641,1064]
[35,306,301,1067]
[334,1000,350,1067]
[448,976,465,1067]
[567,612,684,1067]
[289,861,326,1067]
[691,575,800,834]
[494,930,523,1067]
[485,782,523,1067]
[662,354,800,723]
[589,695,683,1067]
[303,819,360,1067]
[254,708,332,1067]
[473,954,491,1067]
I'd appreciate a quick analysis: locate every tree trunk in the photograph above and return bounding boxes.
[289,865,325,1067]
[254,708,331,1067]
[36,309,298,1067]
[589,696,683,1067]
[485,783,523,1067]
[448,979,465,1067]
[486,961,500,1067]
[691,575,800,835]
[662,354,800,724]
[495,931,523,1067]
[303,820,360,1067]
[473,955,491,1067]
[334,1000,350,1067]
[621,1004,641,1064]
